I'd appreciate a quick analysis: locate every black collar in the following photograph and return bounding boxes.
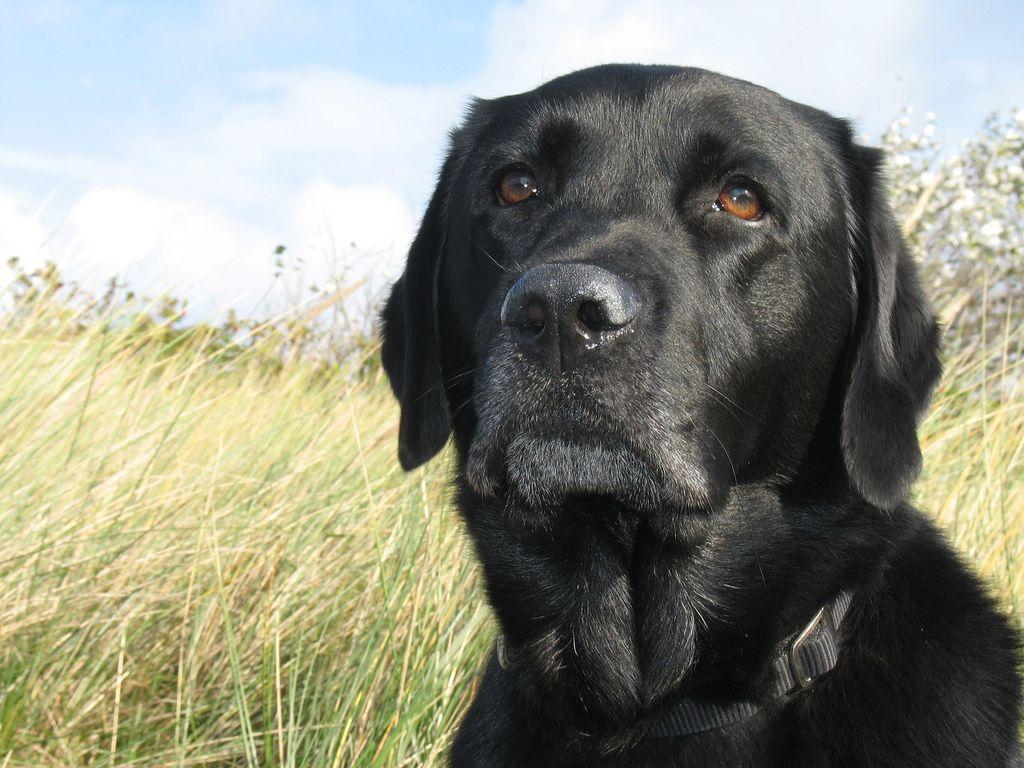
[495,590,855,739]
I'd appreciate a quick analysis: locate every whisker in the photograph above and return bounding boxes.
[411,364,479,402]
[449,393,477,421]
[705,391,745,426]
[694,415,738,487]
[704,383,753,419]
[472,239,519,274]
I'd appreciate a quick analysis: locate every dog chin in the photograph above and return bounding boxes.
[465,429,721,521]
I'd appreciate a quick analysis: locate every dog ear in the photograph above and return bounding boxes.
[380,150,458,470]
[841,143,942,510]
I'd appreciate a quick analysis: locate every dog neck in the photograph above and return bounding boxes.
[459,482,893,738]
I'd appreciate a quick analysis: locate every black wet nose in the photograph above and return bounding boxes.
[500,263,640,369]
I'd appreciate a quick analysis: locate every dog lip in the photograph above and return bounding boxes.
[466,421,724,518]
[471,432,665,511]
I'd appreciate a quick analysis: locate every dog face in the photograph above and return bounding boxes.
[382,65,940,523]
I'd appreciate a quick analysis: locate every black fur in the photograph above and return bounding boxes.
[380,65,1021,766]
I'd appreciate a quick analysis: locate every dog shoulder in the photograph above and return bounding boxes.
[814,506,1023,766]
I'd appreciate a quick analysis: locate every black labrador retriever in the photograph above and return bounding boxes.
[380,65,1022,767]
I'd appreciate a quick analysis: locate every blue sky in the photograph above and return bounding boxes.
[1,0,1022,317]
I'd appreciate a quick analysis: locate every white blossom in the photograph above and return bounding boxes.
[883,108,1023,345]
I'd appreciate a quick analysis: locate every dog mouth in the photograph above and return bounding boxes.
[465,420,722,520]
[499,434,663,511]
[464,351,730,520]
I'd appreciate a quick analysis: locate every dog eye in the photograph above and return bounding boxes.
[715,183,763,221]
[497,170,539,205]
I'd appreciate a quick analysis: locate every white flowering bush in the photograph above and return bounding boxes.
[883,108,1024,347]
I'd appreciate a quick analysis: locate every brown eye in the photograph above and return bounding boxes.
[716,183,763,221]
[497,170,538,205]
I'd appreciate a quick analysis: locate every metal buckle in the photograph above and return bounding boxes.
[496,634,512,671]
[788,605,834,690]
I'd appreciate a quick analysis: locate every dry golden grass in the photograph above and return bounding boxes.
[0,298,1019,766]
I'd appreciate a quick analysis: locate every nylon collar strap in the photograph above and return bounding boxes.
[495,590,855,739]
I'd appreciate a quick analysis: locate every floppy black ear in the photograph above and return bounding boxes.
[380,151,457,470]
[841,144,942,510]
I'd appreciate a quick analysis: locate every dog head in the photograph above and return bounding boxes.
[381,65,940,523]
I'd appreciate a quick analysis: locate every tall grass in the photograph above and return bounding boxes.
[0,301,486,767]
[0,293,1020,767]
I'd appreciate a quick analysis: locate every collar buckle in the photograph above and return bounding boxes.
[496,634,513,671]
[787,604,836,690]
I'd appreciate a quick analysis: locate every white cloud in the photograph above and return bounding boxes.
[118,68,463,211]
[289,179,417,311]
[475,0,923,128]
[0,192,50,290]
[0,178,417,317]
[57,186,278,317]
[293,179,415,273]
[1,62,463,317]
[66,187,192,276]
[476,0,679,95]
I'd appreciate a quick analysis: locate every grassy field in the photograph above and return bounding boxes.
[0,297,1020,767]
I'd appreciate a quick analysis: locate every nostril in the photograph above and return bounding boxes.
[518,301,546,336]
[501,284,548,337]
[576,286,638,332]
[576,299,607,332]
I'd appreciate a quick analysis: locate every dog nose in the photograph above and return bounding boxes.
[500,263,640,368]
